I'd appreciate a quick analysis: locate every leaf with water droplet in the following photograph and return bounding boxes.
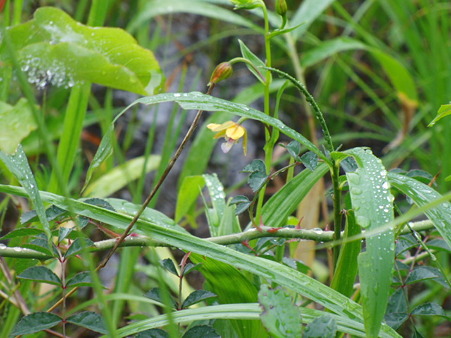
[3,7,163,94]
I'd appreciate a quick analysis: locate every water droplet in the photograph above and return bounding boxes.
[356,216,370,228]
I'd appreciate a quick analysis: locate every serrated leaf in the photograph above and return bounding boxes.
[384,312,409,330]
[0,98,36,154]
[137,328,169,338]
[10,312,61,336]
[18,266,61,285]
[66,311,108,334]
[405,266,444,285]
[300,151,318,171]
[182,290,217,309]
[303,314,337,338]
[161,258,179,276]
[58,226,73,242]
[258,284,302,338]
[426,239,451,252]
[3,7,162,94]
[0,227,44,239]
[83,198,116,211]
[284,140,301,160]
[242,159,267,192]
[411,303,446,317]
[230,195,251,215]
[384,288,408,329]
[183,325,220,338]
[64,237,94,258]
[21,204,66,224]
[66,271,94,287]
[238,39,265,83]
[145,288,176,308]
[182,263,201,276]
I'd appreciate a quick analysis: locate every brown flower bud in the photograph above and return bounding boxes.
[208,62,233,86]
[276,0,287,16]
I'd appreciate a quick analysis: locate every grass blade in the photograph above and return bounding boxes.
[345,147,395,337]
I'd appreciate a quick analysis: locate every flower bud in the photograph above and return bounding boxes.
[208,62,233,86]
[276,0,287,17]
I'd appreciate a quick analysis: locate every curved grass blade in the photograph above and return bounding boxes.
[388,172,451,248]
[344,147,395,337]
[114,303,395,338]
[262,163,329,227]
[0,146,51,238]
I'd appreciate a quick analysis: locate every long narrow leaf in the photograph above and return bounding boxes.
[388,172,451,248]
[345,147,395,337]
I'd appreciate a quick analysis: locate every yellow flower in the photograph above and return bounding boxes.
[207,121,248,155]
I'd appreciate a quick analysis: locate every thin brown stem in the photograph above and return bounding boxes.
[96,85,215,271]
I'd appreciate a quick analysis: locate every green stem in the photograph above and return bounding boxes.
[255,3,274,225]
[47,84,91,194]
[0,220,436,260]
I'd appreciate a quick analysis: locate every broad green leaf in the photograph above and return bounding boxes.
[161,258,179,277]
[345,147,395,338]
[65,238,95,258]
[18,266,61,285]
[137,329,168,338]
[262,163,329,228]
[0,98,37,154]
[0,146,51,238]
[384,288,408,330]
[258,285,302,338]
[145,288,176,308]
[428,103,451,126]
[176,176,206,223]
[405,266,446,286]
[183,325,220,338]
[3,7,162,94]
[114,303,396,338]
[426,239,451,252]
[127,0,259,33]
[21,205,66,224]
[11,312,61,336]
[181,290,217,309]
[388,172,451,248]
[230,195,251,215]
[0,184,400,337]
[300,151,318,171]
[410,303,446,317]
[242,159,267,192]
[83,155,161,197]
[66,272,94,287]
[303,315,337,338]
[66,311,108,334]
